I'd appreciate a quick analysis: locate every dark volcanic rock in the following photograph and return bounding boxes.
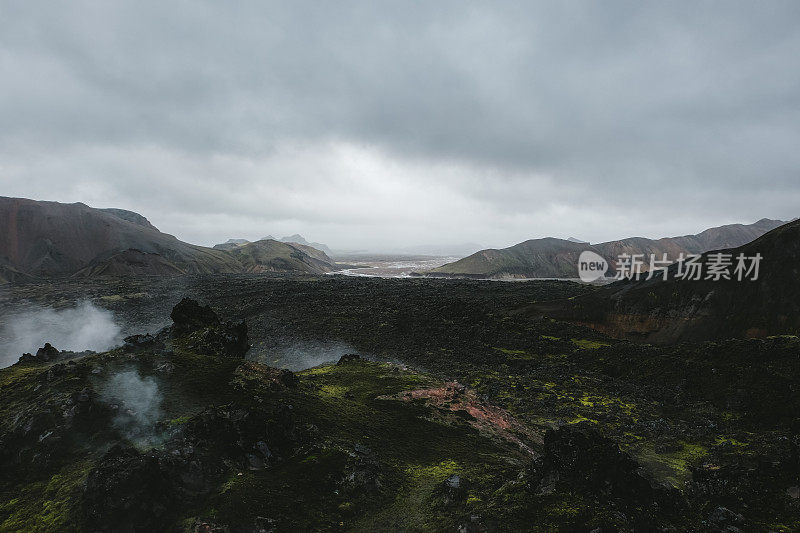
[82,403,301,532]
[440,474,470,504]
[83,445,175,532]
[0,385,110,476]
[16,343,96,366]
[170,298,249,358]
[17,342,62,364]
[184,319,249,358]
[336,353,361,365]
[232,362,298,392]
[705,505,745,532]
[339,443,383,503]
[122,333,160,352]
[37,342,60,359]
[171,298,220,333]
[528,422,682,527]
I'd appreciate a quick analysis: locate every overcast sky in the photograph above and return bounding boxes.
[1,1,798,251]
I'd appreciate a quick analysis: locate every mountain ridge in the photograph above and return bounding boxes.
[426,218,786,279]
[527,218,800,344]
[0,197,340,280]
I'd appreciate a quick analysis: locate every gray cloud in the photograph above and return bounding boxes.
[1,1,798,249]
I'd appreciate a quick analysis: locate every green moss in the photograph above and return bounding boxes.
[170,347,241,400]
[298,364,337,376]
[494,348,526,355]
[571,339,610,349]
[404,460,459,480]
[0,460,93,532]
[634,441,708,488]
[317,384,349,397]
[353,460,461,532]
[206,449,350,531]
[714,436,749,447]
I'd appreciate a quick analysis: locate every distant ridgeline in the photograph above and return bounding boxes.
[527,219,800,344]
[0,197,342,282]
[425,218,786,279]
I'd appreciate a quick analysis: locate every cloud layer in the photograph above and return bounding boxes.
[1,1,798,249]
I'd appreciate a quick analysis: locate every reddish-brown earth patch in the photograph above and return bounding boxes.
[379,381,541,454]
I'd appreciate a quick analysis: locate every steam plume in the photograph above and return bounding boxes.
[0,300,122,368]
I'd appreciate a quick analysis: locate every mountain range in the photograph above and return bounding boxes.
[0,197,341,281]
[528,218,800,343]
[425,218,786,279]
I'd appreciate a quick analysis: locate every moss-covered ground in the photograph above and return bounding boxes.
[1,276,799,530]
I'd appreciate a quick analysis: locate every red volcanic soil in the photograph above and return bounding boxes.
[380,381,541,454]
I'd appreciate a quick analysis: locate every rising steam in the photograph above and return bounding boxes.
[0,300,123,368]
[251,339,359,371]
[100,369,164,446]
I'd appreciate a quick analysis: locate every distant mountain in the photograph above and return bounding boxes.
[566,237,588,244]
[0,197,242,277]
[426,219,786,279]
[225,239,337,275]
[213,235,334,257]
[277,234,333,255]
[222,234,334,254]
[0,197,341,280]
[530,218,800,344]
[212,238,251,251]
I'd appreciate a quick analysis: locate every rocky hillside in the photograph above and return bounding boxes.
[427,218,786,279]
[528,218,800,344]
[0,197,341,280]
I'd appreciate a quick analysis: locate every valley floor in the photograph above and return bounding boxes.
[1,275,799,531]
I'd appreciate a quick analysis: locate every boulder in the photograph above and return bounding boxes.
[171,298,220,333]
[185,319,249,358]
[123,333,160,352]
[527,422,683,526]
[340,443,383,502]
[441,474,469,504]
[170,298,249,358]
[37,342,60,360]
[337,353,361,365]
